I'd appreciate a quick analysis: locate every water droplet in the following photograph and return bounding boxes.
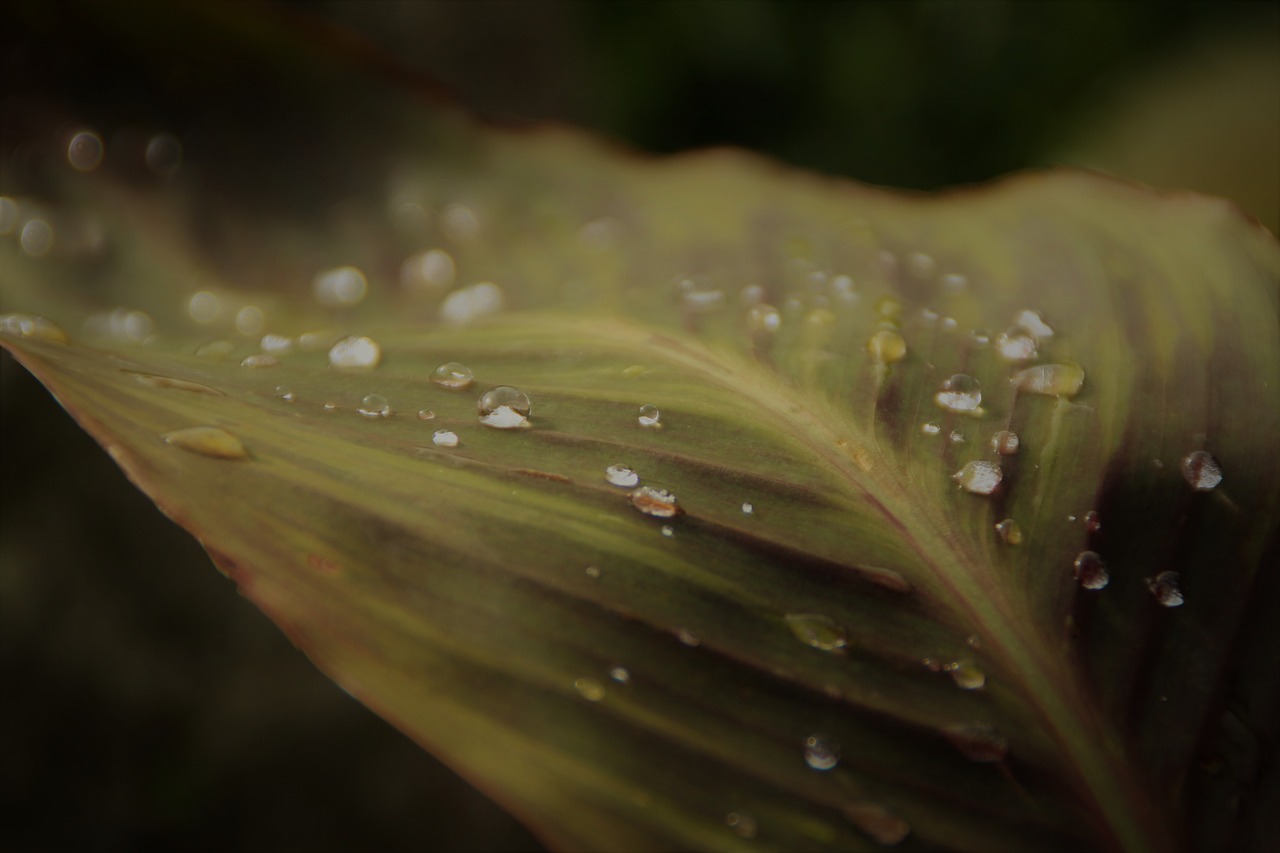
[803,734,840,771]
[1146,571,1185,607]
[430,361,474,390]
[995,518,1024,545]
[875,295,902,321]
[195,339,236,359]
[85,308,153,343]
[234,305,265,337]
[430,429,458,447]
[970,330,991,346]
[991,430,1020,455]
[867,329,906,364]
[678,278,725,313]
[328,335,382,369]
[831,274,857,302]
[953,461,1002,495]
[313,266,368,307]
[725,812,757,839]
[630,486,680,518]
[18,219,53,257]
[585,566,601,578]
[400,249,455,291]
[948,430,966,444]
[1013,309,1054,340]
[945,660,986,690]
[995,326,1038,363]
[785,614,848,652]
[845,803,910,846]
[1083,510,1101,533]
[417,409,436,421]
[944,723,1008,762]
[676,628,700,647]
[440,282,504,324]
[574,677,605,702]
[1181,450,1222,491]
[187,291,222,324]
[1011,363,1084,397]
[921,422,942,436]
[478,385,531,429]
[323,402,338,412]
[636,403,663,429]
[609,666,630,684]
[162,426,247,459]
[745,303,781,333]
[240,353,279,369]
[0,313,68,344]
[273,386,295,402]
[1073,551,1109,590]
[67,130,104,172]
[144,132,182,176]
[741,502,754,515]
[442,203,481,241]
[906,251,936,279]
[358,393,391,418]
[661,524,675,538]
[260,333,293,354]
[605,464,640,488]
[941,272,968,293]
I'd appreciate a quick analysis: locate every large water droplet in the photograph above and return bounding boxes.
[0,313,69,344]
[867,329,906,363]
[803,734,841,771]
[259,333,293,354]
[995,518,1024,545]
[785,613,848,652]
[638,404,662,429]
[574,677,605,702]
[478,385,531,429]
[1146,571,1185,607]
[934,374,982,414]
[313,266,368,307]
[1181,450,1222,491]
[991,430,1020,455]
[430,361,474,390]
[432,429,459,447]
[845,803,910,846]
[1073,551,1109,590]
[953,461,1002,495]
[944,723,1007,762]
[1011,363,1084,397]
[605,464,639,488]
[995,326,1038,363]
[67,130,104,172]
[358,393,391,418]
[329,335,382,369]
[1013,309,1054,340]
[725,812,757,839]
[945,660,986,690]
[440,282,503,324]
[162,426,247,459]
[630,486,680,518]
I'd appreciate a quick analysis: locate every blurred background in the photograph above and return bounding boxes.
[2,1,1276,851]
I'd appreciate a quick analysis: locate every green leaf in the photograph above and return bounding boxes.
[3,6,1278,851]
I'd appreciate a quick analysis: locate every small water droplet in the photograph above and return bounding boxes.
[440,282,504,324]
[995,518,1024,545]
[313,266,368,307]
[941,272,968,293]
[995,326,1038,363]
[661,524,675,538]
[1181,450,1223,491]
[259,333,293,354]
[945,660,986,690]
[358,393,391,418]
[867,329,906,363]
[991,430,1020,455]
[478,385,531,429]
[934,374,982,414]
[921,422,941,436]
[741,502,754,515]
[630,485,680,518]
[417,409,436,421]
[323,402,338,412]
[187,291,222,324]
[241,353,279,369]
[906,251,936,278]
[676,628,700,647]
[1013,309,1054,340]
[785,614,848,652]
[949,429,966,444]
[725,812,757,839]
[162,426,247,459]
[745,303,781,333]
[574,677,605,702]
[585,566,601,578]
[953,461,1002,495]
[1083,510,1101,533]
[638,403,662,428]
[19,219,54,257]
[609,666,630,684]
[875,295,902,320]
[86,308,153,342]
[234,305,265,337]
[605,464,639,488]
[430,361,474,390]
[944,723,1008,762]
[1146,571,1185,607]
[273,385,295,402]
[432,429,458,447]
[328,335,382,369]
[678,278,725,313]
[803,734,840,771]
[970,330,991,346]
[845,803,910,846]
[400,248,455,291]
[67,130,104,172]
[195,339,236,359]
[1073,551,1109,590]
[1011,363,1084,397]
[0,313,69,344]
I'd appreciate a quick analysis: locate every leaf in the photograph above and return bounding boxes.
[3,5,1279,851]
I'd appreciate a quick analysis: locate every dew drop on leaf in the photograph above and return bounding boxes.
[234,305,265,337]
[432,429,458,448]
[995,518,1024,545]
[745,303,781,333]
[785,613,848,652]
[440,282,503,324]
[67,129,104,172]
[661,525,675,538]
[416,409,436,421]
[609,666,630,684]
[638,403,662,428]
[1011,363,1084,397]
[1146,571,1185,607]
[478,385,531,429]
[676,628,700,647]
[1073,551,1109,590]
[604,464,639,488]
[741,502,754,515]
[949,429,966,444]
[328,335,381,369]
[921,422,941,436]
[991,430,1020,455]
[240,353,279,369]
[803,734,841,771]
[1013,309,1055,340]
[357,393,391,418]
[430,361,474,390]
[186,291,221,324]
[866,329,906,363]
[273,385,295,402]
[1083,510,1101,533]
[573,677,605,702]
[400,248,455,291]
[313,265,368,307]
[945,660,986,690]
[162,426,247,460]
[0,313,70,344]
[844,802,910,846]
[260,333,293,354]
[630,486,680,518]
[725,812,757,839]
[934,374,983,414]
[953,460,1002,495]
[1181,450,1223,491]
[995,326,1038,363]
